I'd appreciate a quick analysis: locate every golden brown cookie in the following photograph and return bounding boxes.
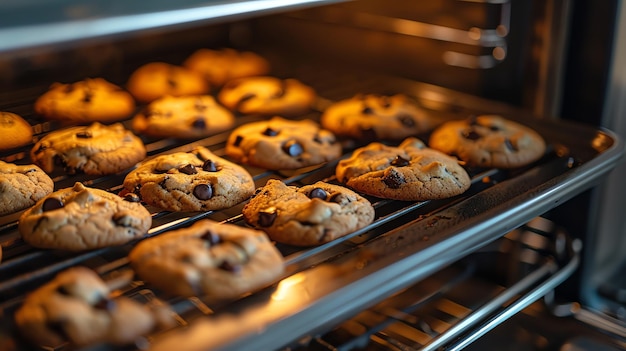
[14,266,169,348]
[320,94,436,141]
[428,115,546,168]
[335,137,471,201]
[0,160,54,216]
[183,48,270,86]
[132,95,235,139]
[122,146,255,212]
[242,179,375,246]
[225,117,342,170]
[217,76,316,116]
[34,78,135,124]
[18,182,152,251]
[0,111,33,150]
[30,122,146,176]
[128,219,284,299]
[126,62,210,103]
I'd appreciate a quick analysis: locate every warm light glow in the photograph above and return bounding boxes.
[271,273,307,301]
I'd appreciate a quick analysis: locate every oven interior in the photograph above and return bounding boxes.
[0,1,625,350]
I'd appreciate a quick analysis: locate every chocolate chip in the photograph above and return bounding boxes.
[199,230,220,245]
[123,193,141,202]
[57,285,71,295]
[263,127,278,136]
[282,140,303,157]
[391,155,410,167]
[381,96,391,108]
[75,131,92,138]
[362,106,374,115]
[504,138,518,151]
[159,176,169,189]
[94,297,116,311]
[461,129,481,140]
[489,125,501,131]
[42,197,64,212]
[82,92,93,103]
[258,207,277,227]
[383,169,406,189]
[193,184,213,200]
[219,261,242,273]
[191,117,206,130]
[398,114,415,127]
[233,135,244,147]
[308,187,327,200]
[167,78,177,88]
[202,159,217,172]
[179,164,198,175]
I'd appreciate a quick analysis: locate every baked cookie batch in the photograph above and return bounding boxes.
[0,47,549,349]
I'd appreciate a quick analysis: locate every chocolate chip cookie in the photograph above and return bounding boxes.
[217,76,316,116]
[335,137,471,201]
[34,78,136,124]
[0,111,33,150]
[320,94,436,141]
[30,122,147,175]
[0,160,54,216]
[122,146,255,212]
[183,48,270,86]
[128,219,284,299]
[14,266,166,348]
[132,95,235,139]
[126,62,210,103]
[18,182,152,251]
[242,179,375,246]
[428,115,547,168]
[226,116,342,170]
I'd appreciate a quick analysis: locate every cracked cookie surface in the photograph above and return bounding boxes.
[132,95,235,139]
[18,182,152,251]
[217,76,316,116]
[14,266,166,348]
[34,78,135,124]
[320,94,436,141]
[335,137,471,201]
[0,160,54,216]
[122,146,255,212]
[242,179,375,246]
[30,122,146,175]
[428,115,546,168]
[129,219,284,299]
[225,116,342,170]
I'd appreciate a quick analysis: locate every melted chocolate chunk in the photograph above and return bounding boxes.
[113,214,133,227]
[391,155,410,167]
[75,131,92,139]
[461,129,481,140]
[233,135,244,147]
[361,106,374,115]
[219,261,242,273]
[179,164,198,175]
[123,193,141,203]
[82,91,93,103]
[159,176,169,189]
[191,117,206,130]
[202,159,217,172]
[308,187,327,200]
[382,169,406,189]
[94,297,116,312]
[258,207,277,227]
[488,125,501,131]
[193,184,213,200]
[199,230,221,245]
[398,114,415,127]
[263,127,278,136]
[42,197,64,212]
[282,140,303,157]
[504,138,518,151]
[56,284,72,296]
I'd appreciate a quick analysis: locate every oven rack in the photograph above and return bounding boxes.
[284,217,581,351]
[0,69,623,351]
